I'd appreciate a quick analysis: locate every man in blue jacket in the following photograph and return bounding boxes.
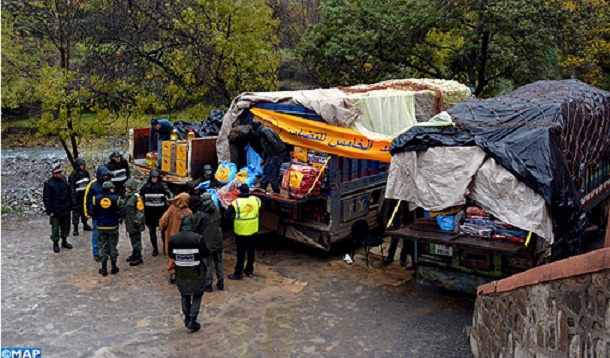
[91,181,125,276]
[149,118,183,167]
[84,165,112,262]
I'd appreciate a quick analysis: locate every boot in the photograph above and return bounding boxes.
[216,279,224,291]
[99,261,108,276]
[129,253,143,266]
[186,316,201,331]
[183,311,190,327]
[53,242,60,253]
[151,237,159,257]
[111,260,120,275]
[205,285,213,293]
[126,250,136,262]
[73,224,79,236]
[61,238,73,249]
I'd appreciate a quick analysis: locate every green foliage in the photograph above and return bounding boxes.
[1,16,44,110]
[298,0,605,96]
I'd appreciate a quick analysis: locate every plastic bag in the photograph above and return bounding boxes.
[436,215,455,231]
[235,165,258,187]
[246,145,263,176]
[197,180,210,190]
[294,146,309,163]
[206,189,219,208]
[215,161,237,184]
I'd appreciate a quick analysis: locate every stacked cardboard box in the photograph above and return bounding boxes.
[160,140,188,175]
[175,142,188,176]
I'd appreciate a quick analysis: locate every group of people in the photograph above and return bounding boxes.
[43,152,264,331]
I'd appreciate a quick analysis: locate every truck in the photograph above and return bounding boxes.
[129,127,218,183]
[131,79,473,250]
[214,79,473,250]
[384,80,610,294]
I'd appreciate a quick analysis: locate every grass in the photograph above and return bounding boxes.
[1,109,210,130]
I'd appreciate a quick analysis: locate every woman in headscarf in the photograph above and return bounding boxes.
[159,192,192,284]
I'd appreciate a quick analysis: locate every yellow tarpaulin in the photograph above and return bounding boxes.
[251,108,392,162]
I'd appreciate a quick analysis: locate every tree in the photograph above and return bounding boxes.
[84,0,279,114]
[3,0,97,167]
[298,0,566,96]
[555,0,610,88]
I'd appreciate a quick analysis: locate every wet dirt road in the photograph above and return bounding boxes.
[1,216,474,357]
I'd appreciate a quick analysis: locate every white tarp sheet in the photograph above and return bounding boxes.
[386,146,554,244]
[217,79,472,163]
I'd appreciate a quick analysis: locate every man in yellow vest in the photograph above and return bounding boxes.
[225,184,262,280]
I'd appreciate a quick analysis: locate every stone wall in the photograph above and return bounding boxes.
[470,248,610,358]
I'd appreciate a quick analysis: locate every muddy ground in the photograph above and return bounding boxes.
[1,215,474,357]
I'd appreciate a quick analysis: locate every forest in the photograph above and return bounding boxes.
[2,0,609,160]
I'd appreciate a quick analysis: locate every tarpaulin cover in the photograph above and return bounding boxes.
[386,146,555,245]
[173,109,225,138]
[251,108,393,162]
[216,79,472,162]
[390,80,610,259]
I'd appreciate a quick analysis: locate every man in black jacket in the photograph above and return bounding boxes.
[250,120,286,194]
[106,152,130,196]
[168,214,210,331]
[69,157,92,236]
[43,165,74,253]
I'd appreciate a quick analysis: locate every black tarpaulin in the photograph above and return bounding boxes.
[174,109,226,138]
[391,80,610,259]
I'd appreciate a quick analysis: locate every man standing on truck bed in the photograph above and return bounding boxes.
[250,120,286,194]
[225,184,262,280]
[149,118,182,167]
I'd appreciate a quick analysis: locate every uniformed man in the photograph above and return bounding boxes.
[168,214,210,331]
[123,178,146,266]
[225,184,262,280]
[91,181,124,276]
[106,152,130,196]
[43,165,74,253]
[69,158,92,236]
[140,168,172,257]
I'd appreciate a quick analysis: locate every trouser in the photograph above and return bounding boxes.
[71,207,87,226]
[92,219,99,256]
[260,153,284,193]
[50,215,70,243]
[204,251,224,286]
[98,229,119,263]
[234,234,256,275]
[166,231,175,274]
[129,232,143,258]
[147,225,159,248]
[181,292,204,318]
[387,237,415,264]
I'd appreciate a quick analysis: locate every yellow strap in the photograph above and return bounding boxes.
[525,231,532,247]
[305,156,332,197]
[386,200,402,230]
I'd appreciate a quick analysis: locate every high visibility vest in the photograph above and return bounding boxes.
[232,196,261,236]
